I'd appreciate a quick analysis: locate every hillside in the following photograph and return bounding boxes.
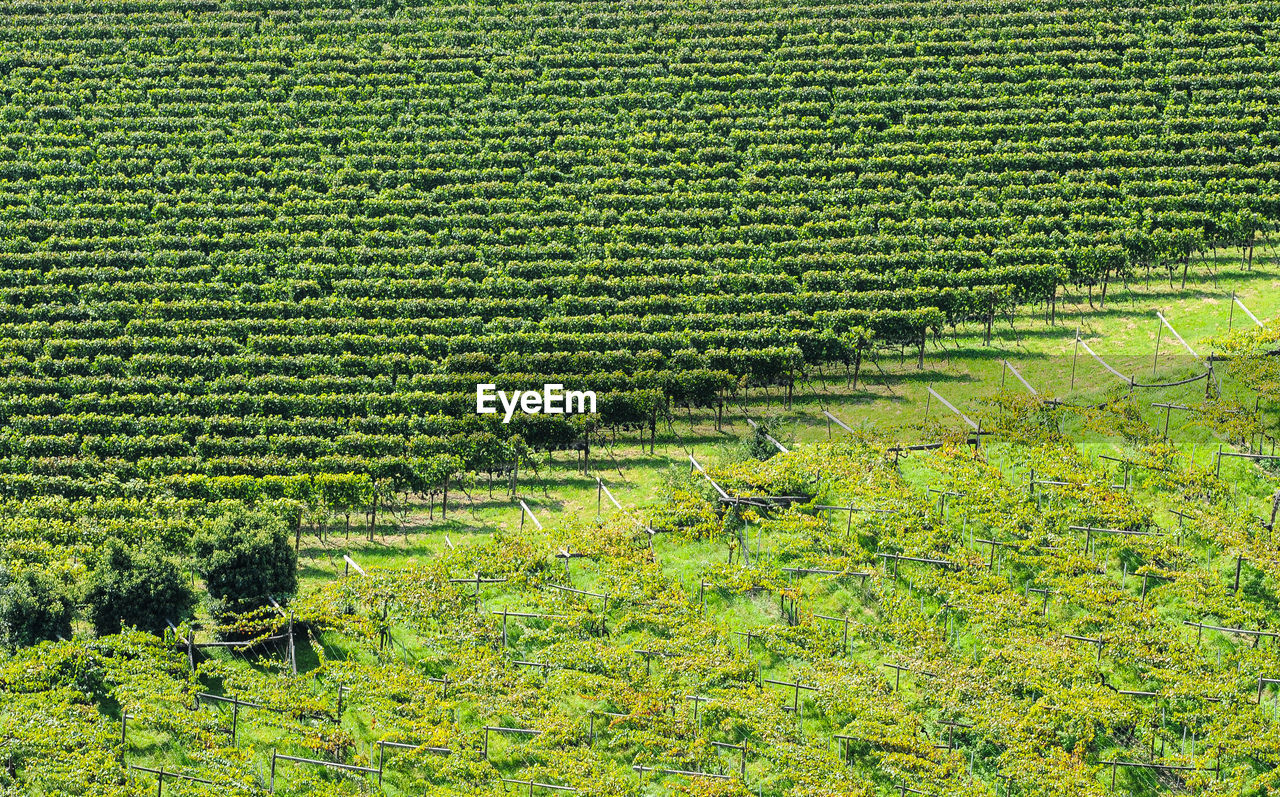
[2,0,1279,498]
[2,1,1280,795]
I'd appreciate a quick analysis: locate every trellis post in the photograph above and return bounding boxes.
[288,611,296,674]
[1153,315,1163,375]
[336,685,349,719]
[1071,331,1080,389]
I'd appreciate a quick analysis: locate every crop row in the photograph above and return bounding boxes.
[0,0,1275,511]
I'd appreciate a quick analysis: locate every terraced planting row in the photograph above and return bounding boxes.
[2,0,1280,500]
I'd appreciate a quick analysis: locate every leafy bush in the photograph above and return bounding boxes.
[193,508,298,616]
[84,542,195,637]
[744,427,780,461]
[0,565,74,647]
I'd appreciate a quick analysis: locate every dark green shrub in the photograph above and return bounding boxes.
[193,508,297,615]
[0,565,74,647]
[84,542,195,637]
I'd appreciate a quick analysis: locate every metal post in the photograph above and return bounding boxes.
[1071,332,1080,389]
[1153,316,1162,376]
[380,600,388,650]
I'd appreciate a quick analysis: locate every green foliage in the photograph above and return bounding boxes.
[1217,321,1280,401]
[0,0,1277,793]
[0,1,1272,506]
[0,563,73,647]
[83,542,195,637]
[192,507,298,615]
[743,427,781,462]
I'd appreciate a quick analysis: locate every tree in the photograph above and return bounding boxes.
[842,326,874,389]
[84,542,195,637]
[416,453,463,520]
[193,508,297,616]
[0,565,74,647]
[316,472,372,539]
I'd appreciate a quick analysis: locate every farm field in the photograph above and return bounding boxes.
[30,282,1280,797]
[3,0,1280,503]
[1,0,1280,795]
[11,263,1280,797]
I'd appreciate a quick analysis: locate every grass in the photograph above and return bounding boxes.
[773,260,1280,444]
